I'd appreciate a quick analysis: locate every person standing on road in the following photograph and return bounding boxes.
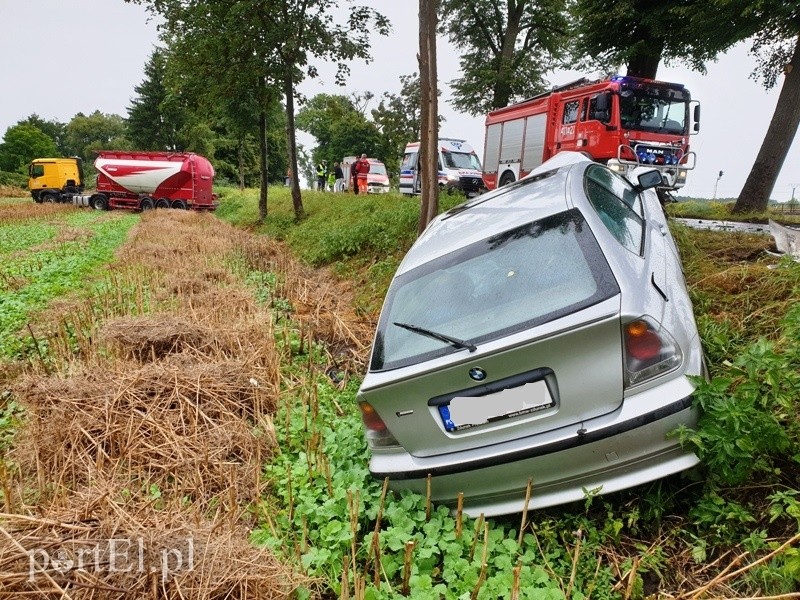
[316,160,327,191]
[356,153,370,195]
[334,162,345,192]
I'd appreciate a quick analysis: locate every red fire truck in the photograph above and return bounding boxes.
[482,75,700,193]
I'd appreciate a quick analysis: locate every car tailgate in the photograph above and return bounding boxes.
[361,305,624,458]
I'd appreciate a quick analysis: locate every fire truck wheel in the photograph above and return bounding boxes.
[92,194,109,211]
[171,200,188,210]
[155,198,171,209]
[42,193,57,203]
[140,198,155,211]
[499,171,516,187]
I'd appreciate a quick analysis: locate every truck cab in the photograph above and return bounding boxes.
[28,157,84,203]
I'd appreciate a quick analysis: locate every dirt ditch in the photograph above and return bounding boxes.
[1,210,335,598]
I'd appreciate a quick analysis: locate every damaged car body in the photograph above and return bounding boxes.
[357,152,704,517]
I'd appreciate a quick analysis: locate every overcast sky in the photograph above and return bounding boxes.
[2,0,799,201]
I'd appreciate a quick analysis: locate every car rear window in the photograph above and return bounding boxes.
[370,209,620,371]
[584,165,645,254]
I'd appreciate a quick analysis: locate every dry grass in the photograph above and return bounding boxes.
[0,489,299,599]
[234,234,375,371]
[0,185,29,199]
[1,210,305,598]
[0,201,76,224]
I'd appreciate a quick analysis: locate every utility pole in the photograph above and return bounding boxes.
[712,170,724,200]
[790,183,799,201]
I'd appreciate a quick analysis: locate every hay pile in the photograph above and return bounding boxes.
[0,490,297,599]
[2,211,304,598]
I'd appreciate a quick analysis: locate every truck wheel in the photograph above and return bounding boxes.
[42,192,57,203]
[171,200,187,210]
[155,198,171,209]
[499,171,516,187]
[92,194,109,211]
[140,198,155,211]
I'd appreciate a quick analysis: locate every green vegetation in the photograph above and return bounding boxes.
[0,206,137,359]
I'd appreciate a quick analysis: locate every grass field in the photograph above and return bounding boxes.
[0,191,798,598]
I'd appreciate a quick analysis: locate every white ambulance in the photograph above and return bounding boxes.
[399,138,485,197]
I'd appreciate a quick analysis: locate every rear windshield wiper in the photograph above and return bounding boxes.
[393,322,477,352]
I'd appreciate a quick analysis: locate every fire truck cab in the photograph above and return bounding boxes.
[482,75,700,193]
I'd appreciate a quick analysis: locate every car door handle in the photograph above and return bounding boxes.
[659,225,668,236]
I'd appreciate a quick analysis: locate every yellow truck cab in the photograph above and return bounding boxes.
[28,157,84,203]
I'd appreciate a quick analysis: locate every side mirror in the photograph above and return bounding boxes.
[693,103,701,133]
[635,169,663,191]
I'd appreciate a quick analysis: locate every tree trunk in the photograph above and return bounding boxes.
[284,71,305,220]
[625,35,664,79]
[734,34,800,213]
[491,0,525,110]
[258,110,268,222]
[417,0,440,236]
[238,138,245,190]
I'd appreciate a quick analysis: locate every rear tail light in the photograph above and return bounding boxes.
[358,402,400,448]
[623,316,682,387]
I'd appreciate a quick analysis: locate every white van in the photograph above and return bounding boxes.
[399,138,484,197]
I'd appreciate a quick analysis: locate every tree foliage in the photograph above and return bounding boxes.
[572,0,745,78]
[0,124,57,173]
[127,48,185,151]
[129,0,388,220]
[64,111,131,163]
[296,94,382,168]
[17,115,67,155]
[438,0,569,115]
[371,72,444,175]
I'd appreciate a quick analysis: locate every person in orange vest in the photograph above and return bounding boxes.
[356,154,370,195]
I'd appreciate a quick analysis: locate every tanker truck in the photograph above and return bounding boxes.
[28,151,217,211]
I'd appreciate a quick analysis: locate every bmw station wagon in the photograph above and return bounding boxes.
[357,152,705,517]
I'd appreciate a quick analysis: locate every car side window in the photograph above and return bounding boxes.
[584,165,644,255]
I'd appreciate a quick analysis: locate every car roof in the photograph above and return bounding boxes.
[397,153,592,275]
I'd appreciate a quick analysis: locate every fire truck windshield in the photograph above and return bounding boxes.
[619,86,688,135]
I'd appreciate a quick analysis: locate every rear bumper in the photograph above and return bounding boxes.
[370,389,698,517]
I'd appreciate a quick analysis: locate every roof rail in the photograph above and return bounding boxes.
[515,77,595,104]
[439,137,467,143]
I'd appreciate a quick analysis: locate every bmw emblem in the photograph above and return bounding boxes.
[468,367,487,382]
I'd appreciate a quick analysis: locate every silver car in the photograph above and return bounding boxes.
[357,152,704,517]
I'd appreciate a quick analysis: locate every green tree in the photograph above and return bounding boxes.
[733,4,800,212]
[572,0,745,79]
[132,0,388,220]
[64,111,131,163]
[296,93,382,167]
[0,124,58,173]
[17,115,68,155]
[127,48,185,151]
[371,72,444,175]
[438,0,569,115]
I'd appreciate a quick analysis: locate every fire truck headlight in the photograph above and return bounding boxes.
[678,169,688,180]
[607,160,625,173]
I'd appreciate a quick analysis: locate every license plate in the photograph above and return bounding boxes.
[439,380,554,431]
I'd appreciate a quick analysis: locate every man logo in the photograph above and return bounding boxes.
[468,367,487,381]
